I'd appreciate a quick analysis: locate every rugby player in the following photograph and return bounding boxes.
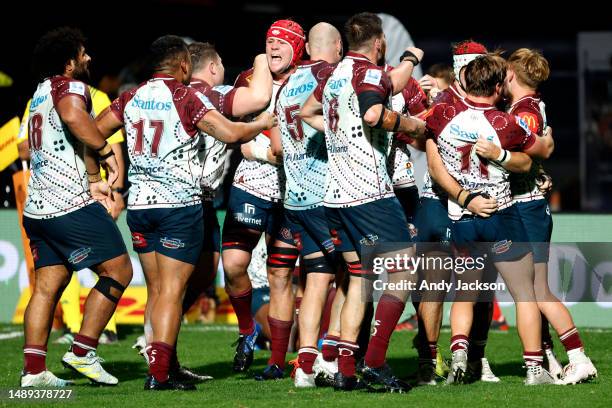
[301,12,425,392]
[426,54,556,385]
[221,20,304,373]
[21,27,133,387]
[95,35,275,390]
[264,22,344,386]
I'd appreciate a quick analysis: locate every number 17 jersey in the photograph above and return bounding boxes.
[110,74,216,209]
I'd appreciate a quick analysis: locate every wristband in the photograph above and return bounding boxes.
[87,172,102,183]
[392,114,401,132]
[96,142,112,157]
[399,50,420,66]
[495,148,511,164]
[462,192,481,209]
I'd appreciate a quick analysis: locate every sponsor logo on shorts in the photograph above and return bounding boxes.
[360,234,379,246]
[131,232,147,248]
[68,247,92,264]
[244,203,256,215]
[279,227,292,241]
[322,238,335,254]
[160,237,186,249]
[235,204,262,226]
[493,240,512,254]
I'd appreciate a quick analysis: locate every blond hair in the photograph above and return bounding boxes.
[508,48,550,89]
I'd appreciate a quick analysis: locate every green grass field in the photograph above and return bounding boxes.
[0,324,609,407]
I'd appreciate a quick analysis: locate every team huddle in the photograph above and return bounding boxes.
[19,12,598,392]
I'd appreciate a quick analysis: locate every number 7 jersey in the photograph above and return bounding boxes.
[110,74,216,209]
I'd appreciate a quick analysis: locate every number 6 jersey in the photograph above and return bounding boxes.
[110,74,216,209]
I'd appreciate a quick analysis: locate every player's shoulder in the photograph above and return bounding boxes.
[509,95,544,133]
[234,68,255,88]
[50,76,88,97]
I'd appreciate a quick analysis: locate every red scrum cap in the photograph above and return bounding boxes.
[452,40,488,80]
[266,19,305,66]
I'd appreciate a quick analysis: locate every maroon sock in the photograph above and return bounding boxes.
[298,347,318,374]
[419,341,437,364]
[524,349,543,367]
[450,334,469,353]
[267,316,293,368]
[23,345,47,375]
[560,327,583,352]
[72,334,98,357]
[322,334,340,362]
[148,342,174,382]
[338,340,359,377]
[228,288,254,335]
[364,294,405,368]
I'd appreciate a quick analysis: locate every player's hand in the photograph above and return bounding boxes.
[90,180,114,213]
[101,155,120,187]
[254,53,269,69]
[467,195,498,218]
[110,190,125,220]
[419,74,436,93]
[241,142,256,161]
[536,173,553,194]
[255,111,277,130]
[405,46,424,63]
[475,137,501,160]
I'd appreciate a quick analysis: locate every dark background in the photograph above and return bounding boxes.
[1,0,610,211]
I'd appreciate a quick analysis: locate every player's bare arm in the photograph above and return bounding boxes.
[388,47,424,95]
[362,104,426,137]
[197,109,276,144]
[300,93,324,132]
[232,54,273,117]
[524,126,554,160]
[426,138,498,217]
[474,136,533,173]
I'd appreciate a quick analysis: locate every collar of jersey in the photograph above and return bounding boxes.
[151,73,176,81]
[463,97,495,110]
[297,59,324,67]
[511,93,540,108]
[346,52,372,63]
[189,77,210,87]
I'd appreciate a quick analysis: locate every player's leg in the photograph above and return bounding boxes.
[265,234,299,377]
[446,219,480,385]
[492,206,552,385]
[22,262,74,387]
[56,274,80,344]
[222,189,273,371]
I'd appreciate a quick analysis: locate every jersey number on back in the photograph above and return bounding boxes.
[456,144,489,179]
[28,113,43,151]
[132,119,164,157]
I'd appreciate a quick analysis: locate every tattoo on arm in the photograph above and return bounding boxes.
[200,120,217,135]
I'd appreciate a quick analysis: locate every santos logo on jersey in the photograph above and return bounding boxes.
[284,82,315,98]
[130,97,172,111]
[449,123,480,143]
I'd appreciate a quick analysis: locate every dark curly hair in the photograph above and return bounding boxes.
[32,27,86,81]
[149,35,188,71]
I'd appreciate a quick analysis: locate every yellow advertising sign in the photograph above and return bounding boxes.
[0,117,20,171]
